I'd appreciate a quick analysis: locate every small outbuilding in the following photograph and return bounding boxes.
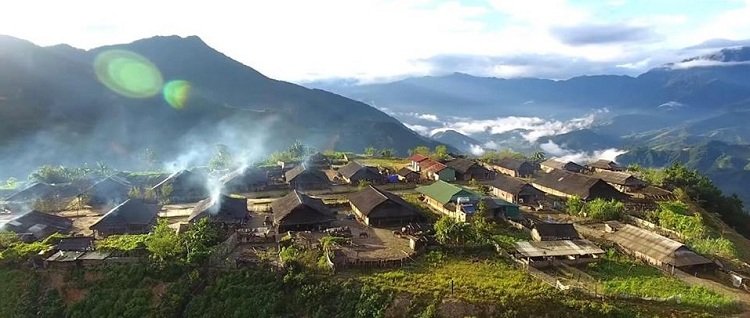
[530,223,580,241]
[348,185,425,227]
[540,159,585,173]
[272,190,335,232]
[515,240,605,268]
[396,167,421,183]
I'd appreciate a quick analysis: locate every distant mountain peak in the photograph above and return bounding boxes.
[681,46,750,63]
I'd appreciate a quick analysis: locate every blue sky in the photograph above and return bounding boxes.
[2,0,749,82]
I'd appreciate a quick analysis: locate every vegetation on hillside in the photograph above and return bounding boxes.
[565,197,624,221]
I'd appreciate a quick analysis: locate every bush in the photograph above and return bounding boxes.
[565,196,584,215]
[584,199,624,221]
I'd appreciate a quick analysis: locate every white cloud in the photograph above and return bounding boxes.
[404,123,430,135]
[412,113,440,122]
[541,141,626,163]
[669,60,750,69]
[469,144,485,156]
[431,113,598,142]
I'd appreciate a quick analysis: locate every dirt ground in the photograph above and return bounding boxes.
[331,211,412,261]
[58,209,103,236]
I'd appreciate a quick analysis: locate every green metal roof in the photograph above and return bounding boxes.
[416,180,478,205]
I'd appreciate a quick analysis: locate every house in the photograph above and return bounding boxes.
[82,176,131,206]
[89,199,159,237]
[514,240,605,268]
[4,182,90,210]
[189,194,249,226]
[445,158,495,181]
[489,175,544,205]
[421,160,456,182]
[272,190,335,232]
[591,170,647,192]
[540,159,585,173]
[609,224,713,271]
[407,154,429,171]
[151,169,209,203]
[348,185,425,227]
[337,161,385,185]
[284,164,330,191]
[307,152,331,169]
[1,211,73,241]
[396,167,421,183]
[220,167,268,193]
[530,223,580,241]
[532,170,627,201]
[588,159,624,172]
[489,158,536,178]
[56,236,95,252]
[416,180,519,222]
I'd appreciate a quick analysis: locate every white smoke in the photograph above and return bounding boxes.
[468,144,485,156]
[540,140,626,163]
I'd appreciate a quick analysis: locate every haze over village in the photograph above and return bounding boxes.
[3,1,750,317]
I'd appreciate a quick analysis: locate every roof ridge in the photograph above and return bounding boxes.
[369,185,389,201]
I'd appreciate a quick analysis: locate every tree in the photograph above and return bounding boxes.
[410,146,431,156]
[565,196,584,216]
[434,216,474,246]
[29,165,71,184]
[147,219,182,267]
[3,177,17,189]
[584,199,624,221]
[289,140,308,158]
[357,180,372,190]
[182,218,221,265]
[209,144,235,171]
[433,145,449,160]
[128,187,143,199]
[379,148,394,158]
[363,147,376,157]
[530,151,546,164]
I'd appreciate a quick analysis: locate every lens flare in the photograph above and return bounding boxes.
[94,50,163,98]
[163,80,191,109]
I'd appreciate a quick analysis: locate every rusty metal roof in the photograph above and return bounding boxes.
[515,239,604,258]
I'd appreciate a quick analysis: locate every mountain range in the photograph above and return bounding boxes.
[0,35,440,179]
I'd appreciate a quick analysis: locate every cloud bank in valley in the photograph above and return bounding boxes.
[540,140,626,163]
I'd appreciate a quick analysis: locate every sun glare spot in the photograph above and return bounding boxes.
[163,80,192,109]
[94,50,163,98]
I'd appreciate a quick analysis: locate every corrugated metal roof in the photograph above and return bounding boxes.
[416,180,477,205]
[515,240,604,258]
[610,225,711,267]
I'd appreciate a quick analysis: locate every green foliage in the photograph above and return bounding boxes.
[146,220,182,267]
[159,182,173,204]
[379,148,395,158]
[480,149,526,162]
[364,146,377,157]
[66,265,155,318]
[181,218,221,265]
[584,198,624,221]
[97,234,149,253]
[29,165,91,184]
[587,254,738,311]
[648,201,737,259]
[565,196,584,215]
[1,177,18,190]
[530,151,546,164]
[434,216,475,246]
[0,240,51,264]
[433,145,449,161]
[208,144,235,171]
[410,146,431,156]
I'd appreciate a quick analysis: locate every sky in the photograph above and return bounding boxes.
[2,0,750,82]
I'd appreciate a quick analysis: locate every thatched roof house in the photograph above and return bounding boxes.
[489,158,536,178]
[396,167,420,183]
[83,176,131,206]
[151,169,209,203]
[272,190,335,232]
[220,167,268,193]
[489,174,544,204]
[610,224,712,270]
[445,158,494,181]
[284,164,330,190]
[588,159,624,172]
[90,199,159,237]
[540,159,584,173]
[349,185,424,227]
[307,152,331,169]
[337,161,384,185]
[4,182,89,205]
[532,170,627,201]
[531,223,580,241]
[189,194,249,225]
[591,170,646,192]
[1,211,73,241]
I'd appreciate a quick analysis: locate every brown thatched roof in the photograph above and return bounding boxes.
[284,164,329,183]
[445,158,482,174]
[541,159,584,172]
[494,158,532,170]
[1,211,73,240]
[610,225,711,267]
[533,170,624,200]
[90,199,159,230]
[592,170,645,187]
[271,190,334,225]
[490,174,533,194]
[532,223,580,240]
[588,159,623,171]
[348,185,420,217]
[189,194,248,224]
[338,161,380,179]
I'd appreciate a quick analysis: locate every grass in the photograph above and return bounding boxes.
[0,268,31,318]
[586,254,739,312]
[358,157,409,171]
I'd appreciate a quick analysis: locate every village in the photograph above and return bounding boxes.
[2,148,750,315]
